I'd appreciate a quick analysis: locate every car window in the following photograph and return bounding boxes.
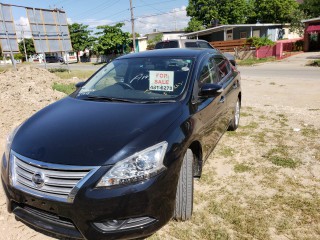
[198,42,213,49]
[185,42,198,48]
[155,41,179,49]
[198,56,219,87]
[214,58,231,81]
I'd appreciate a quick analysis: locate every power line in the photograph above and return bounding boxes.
[69,0,119,19]
[71,0,180,23]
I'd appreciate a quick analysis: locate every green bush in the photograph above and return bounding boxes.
[293,40,304,51]
[246,37,275,48]
[14,53,24,60]
[48,68,68,73]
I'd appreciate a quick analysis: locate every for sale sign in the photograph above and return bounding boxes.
[149,71,174,92]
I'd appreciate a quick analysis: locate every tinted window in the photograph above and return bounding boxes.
[198,42,213,49]
[185,42,198,48]
[214,58,231,80]
[155,41,179,49]
[198,56,219,87]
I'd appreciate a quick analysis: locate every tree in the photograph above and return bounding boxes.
[130,32,140,38]
[185,18,205,32]
[216,0,252,25]
[290,8,309,36]
[186,0,251,27]
[18,38,35,57]
[94,23,131,55]
[146,33,163,50]
[186,0,219,27]
[68,23,94,62]
[299,0,320,18]
[247,0,299,24]
[186,0,300,28]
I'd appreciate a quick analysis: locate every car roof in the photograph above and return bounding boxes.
[118,48,222,59]
[157,39,210,43]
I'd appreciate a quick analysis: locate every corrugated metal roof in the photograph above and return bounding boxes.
[182,23,290,37]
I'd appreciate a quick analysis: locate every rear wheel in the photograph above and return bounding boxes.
[228,98,240,131]
[173,149,194,221]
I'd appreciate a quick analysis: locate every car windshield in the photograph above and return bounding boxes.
[76,56,194,102]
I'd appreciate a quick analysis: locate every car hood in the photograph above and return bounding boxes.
[12,97,182,166]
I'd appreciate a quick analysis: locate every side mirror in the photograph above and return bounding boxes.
[199,83,223,98]
[75,81,85,88]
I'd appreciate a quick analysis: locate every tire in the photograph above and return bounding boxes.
[228,98,240,131]
[173,149,194,221]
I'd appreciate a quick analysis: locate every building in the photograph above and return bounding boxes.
[182,23,301,42]
[302,17,320,51]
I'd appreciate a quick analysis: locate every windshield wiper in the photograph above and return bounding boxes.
[143,99,176,103]
[81,96,138,103]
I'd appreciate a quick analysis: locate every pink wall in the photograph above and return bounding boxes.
[255,38,303,59]
[255,45,276,58]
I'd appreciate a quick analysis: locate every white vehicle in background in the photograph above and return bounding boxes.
[63,52,77,63]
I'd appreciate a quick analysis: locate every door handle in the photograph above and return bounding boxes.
[219,96,225,103]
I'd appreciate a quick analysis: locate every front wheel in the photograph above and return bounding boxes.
[228,98,240,131]
[173,149,194,221]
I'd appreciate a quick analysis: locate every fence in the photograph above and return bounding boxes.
[210,39,250,52]
[210,38,304,60]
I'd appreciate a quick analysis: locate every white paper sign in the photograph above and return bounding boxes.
[149,71,174,92]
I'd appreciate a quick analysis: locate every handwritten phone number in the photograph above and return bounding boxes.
[150,85,173,91]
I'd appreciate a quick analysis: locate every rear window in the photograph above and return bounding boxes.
[185,42,198,48]
[155,41,179,49]
[198,42,213,49]
[184,41,214,49]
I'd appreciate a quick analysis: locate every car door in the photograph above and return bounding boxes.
[192,54,228,160]
[214,57,240,125]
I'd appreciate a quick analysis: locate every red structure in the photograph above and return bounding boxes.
[302,17,320,51]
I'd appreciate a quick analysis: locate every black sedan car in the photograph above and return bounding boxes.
[1,48,241,240]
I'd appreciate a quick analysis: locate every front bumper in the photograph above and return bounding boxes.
[1,154,179,240]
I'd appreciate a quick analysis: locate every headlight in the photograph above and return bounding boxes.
[96,141,168,187]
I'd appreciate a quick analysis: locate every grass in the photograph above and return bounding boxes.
[263,145,299,168]
[49,68,95,80]
[219,146,236,157]
[307,59,320,67]
[234,163,251,173]
[52,82,76,95]
[237,57,276,66]
[240,111,252,117]
[301,126,318,138]
[149,103,320,240]
[241,121,259,129]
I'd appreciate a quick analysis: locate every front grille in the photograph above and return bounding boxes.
[10,151,99,203]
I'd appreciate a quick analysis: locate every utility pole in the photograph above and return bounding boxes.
[17,24,28,62]
[129,0,136,53]
[174,9,177,31]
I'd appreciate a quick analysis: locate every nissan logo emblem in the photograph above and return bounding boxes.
[32,172,45,188]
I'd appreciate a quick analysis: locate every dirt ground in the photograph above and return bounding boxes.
[0,53,319,240]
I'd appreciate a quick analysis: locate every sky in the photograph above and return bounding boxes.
[2,0,190,38]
